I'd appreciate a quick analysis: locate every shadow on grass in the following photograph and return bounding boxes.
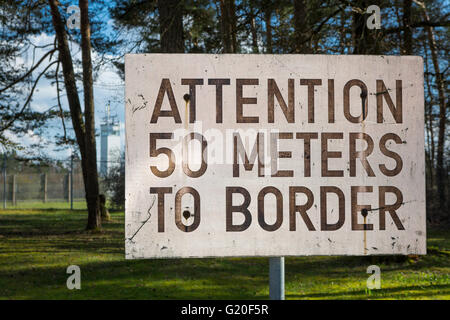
[1,209,449,299]
[0,212,123,237]
[3,255,448,299]
[288,283,450,299]
[0,258,269,299]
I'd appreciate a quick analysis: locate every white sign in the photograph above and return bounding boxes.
[125,54,426,259]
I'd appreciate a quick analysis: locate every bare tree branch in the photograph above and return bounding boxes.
[383,20,450,35]
[0,60,58,133]
[0,48,56,94]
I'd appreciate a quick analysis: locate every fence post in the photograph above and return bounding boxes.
[43,173,47,203]
[67,173,71,203]
[2,154,6,209]
[12,174,16,206]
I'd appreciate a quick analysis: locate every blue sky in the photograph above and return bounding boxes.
[9,31,125,161]
[4,1,126,162]
[7,0,448,161]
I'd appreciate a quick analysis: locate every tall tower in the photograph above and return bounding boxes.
[100,105,121,176]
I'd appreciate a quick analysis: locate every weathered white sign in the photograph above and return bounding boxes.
[125,54,426,259]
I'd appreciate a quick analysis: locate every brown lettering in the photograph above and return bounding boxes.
[151,78,182,123]
[379,133,403,176]
[175,187,201,232]
[208,78,230,123]
[328,79,335,123]
[349,132,375,177]
[351,186,374,231]
[268,79,295,123]
[181,78,203,123]
[321,132,344,177]
[271,132,293,177]
[233,132,265,177]
[343,79,368,123]
[379,186,405,230]
[182,132,208,178]
[289,186,315,231]
[377,80,402,123]
[296,132,318,177]
[150,187,172,232]
[258,186,283,232]
[236,79,259,123]
[150,133,175,178]
[320,186,345,231]
[300,79,322,123]
[226,187,252,232]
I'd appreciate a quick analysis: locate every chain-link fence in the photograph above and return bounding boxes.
[1,155,124,210]
[1,172,85,205]
[0,157,95,210]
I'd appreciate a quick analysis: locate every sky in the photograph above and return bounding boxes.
[6,0,448,162]
[8,31,125,162]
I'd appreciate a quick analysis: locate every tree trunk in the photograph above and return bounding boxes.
[48,0,101,230]
[416,0,447,214]
[424,42,436,221]
[219,0,230,52]
[424,43,435,172]
[230,0,237,52]
[99,194,110,221]
[402,0,412,54]
[249,3,259,53]
[293,0,308,53]
[48,0,86,172]
[219,0,237,53]
[157,0,184,53]
[264,4,273,53]
[352,1,368,54]
[339,9,346,53]
[80,0,101,230]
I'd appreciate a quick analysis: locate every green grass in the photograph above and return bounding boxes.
[2,200,87,210]
[0,209,448,300]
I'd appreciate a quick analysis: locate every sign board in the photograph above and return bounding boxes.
[125,54,426,259]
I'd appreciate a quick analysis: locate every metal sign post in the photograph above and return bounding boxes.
[269,257,285,300]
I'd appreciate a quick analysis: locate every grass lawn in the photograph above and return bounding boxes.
[2,200,87,210]
[0,208,448,300]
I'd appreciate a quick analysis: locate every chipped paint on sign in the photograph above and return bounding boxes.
[125,54,426,259]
